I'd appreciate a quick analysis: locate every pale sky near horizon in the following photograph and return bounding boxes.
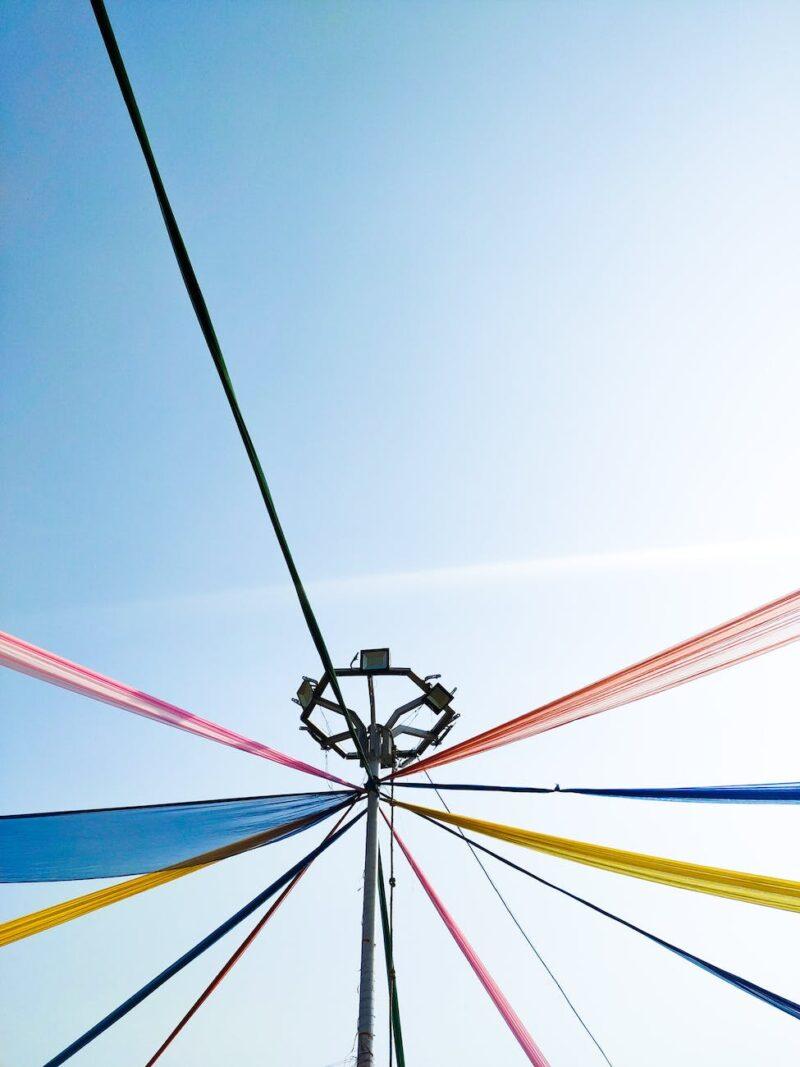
[3,2,800,1065]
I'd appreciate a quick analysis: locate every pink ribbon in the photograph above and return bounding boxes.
[397,585,800,776]
[384,811,551,1067]
[0,629,352,788]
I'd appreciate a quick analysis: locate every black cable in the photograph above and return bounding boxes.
[88,0,372,777]
[422,771,614,1067]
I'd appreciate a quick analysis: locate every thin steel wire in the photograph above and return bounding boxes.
[423,771,613,1066]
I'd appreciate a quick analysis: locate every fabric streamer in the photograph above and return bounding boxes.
[394,782,552,795]
[396,801,800,913]
[43,809,364,1066]
[394,586,800,777]
[0,798,355,947]
[145,804,354,1065]
[0,629,351,787]
[0,864,205,948]
[1,790,350,882]
[378,850,406,1067]
[562,781,800,804]
[393,780,800,803]
[417,809,800,1024]
[88,0,372,775]
[383,812,551,1067]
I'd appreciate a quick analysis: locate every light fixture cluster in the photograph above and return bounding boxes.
[294,649,458,768]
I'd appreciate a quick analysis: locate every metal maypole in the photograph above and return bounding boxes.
[293,650,458,1063]
[356,728,380,1065]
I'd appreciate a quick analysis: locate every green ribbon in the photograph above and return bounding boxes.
[378,850,406,1067]
[89,0,372,776]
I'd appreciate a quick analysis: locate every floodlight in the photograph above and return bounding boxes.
[425,682,454,711]
[296,678,316,709]
[294,657,458,770]
[360,647,390,672]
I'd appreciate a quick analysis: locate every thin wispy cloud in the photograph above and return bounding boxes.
[125,536,800,616]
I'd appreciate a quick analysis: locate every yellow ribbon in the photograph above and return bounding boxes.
[398,800,800,913]
[0,863,207,947]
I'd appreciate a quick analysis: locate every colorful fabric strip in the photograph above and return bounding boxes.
[378,849,406,1067]
[0,799,354,946]
[43,809,364,1066]
[1,790,350,882]
[394,587,800,777]
[88,0,373,776]
[564,782,800,803]
[145,805,354,1065]
[396,800,800,913]
[0,629,351,787]
[393,782,552,794]
[393,780,800,803]
[384,812,551,1067]
[0,864,205,948]
[416,808,800,1023]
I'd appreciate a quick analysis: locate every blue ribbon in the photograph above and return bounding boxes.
[395,781,800,803]
[1,791,351,882]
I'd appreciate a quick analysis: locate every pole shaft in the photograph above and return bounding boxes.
[357,731,380,1066]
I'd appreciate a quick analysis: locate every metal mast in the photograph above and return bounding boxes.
[356,676,380,1065]
[293,649,458,1064]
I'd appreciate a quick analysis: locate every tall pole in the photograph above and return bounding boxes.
[294,658,453,1064]
[356,684,380,1066]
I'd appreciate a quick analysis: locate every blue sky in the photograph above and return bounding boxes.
[3,2,800,1064]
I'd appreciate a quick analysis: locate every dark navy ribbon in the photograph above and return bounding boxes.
[44,808,364,1066]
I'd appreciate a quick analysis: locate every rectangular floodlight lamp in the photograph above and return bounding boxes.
[360,647,390,672]
[426,682,454,711]
[296,678,316,709]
